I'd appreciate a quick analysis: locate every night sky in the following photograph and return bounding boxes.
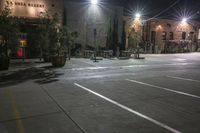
[66,0,200,20]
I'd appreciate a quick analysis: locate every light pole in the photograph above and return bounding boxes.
[90,0,99,62]
[93,28,98,62]
[134,12,142,59]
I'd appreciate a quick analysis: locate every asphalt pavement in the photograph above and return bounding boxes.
[0,53,200,133]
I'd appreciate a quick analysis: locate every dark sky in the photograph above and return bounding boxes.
[66,0,200,20]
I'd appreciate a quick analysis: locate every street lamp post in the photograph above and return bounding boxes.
[90,0,99,62]
[93,28,98,62]
[135,13,141,59]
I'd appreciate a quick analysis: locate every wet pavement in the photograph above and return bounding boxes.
[0,53,200,133]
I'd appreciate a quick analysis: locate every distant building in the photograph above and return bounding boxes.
[0,0,63,18]
[1,0,200,56]
[0,0,64,57]
[64,1,124,53]
[125,16,200,53]
[0,0,124,57]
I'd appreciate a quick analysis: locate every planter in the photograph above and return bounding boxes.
[43,54,51,62]
[51,55,66,67]
[0,56,10,70]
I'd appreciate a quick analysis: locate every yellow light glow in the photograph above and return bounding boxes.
[156,25,162,30]
[19,39,27,47]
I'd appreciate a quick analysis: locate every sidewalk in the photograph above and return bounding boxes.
[0,59,51,75]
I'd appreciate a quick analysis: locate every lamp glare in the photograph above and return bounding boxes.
[135,13,141,18]
[182,18,187,23]
[91,0,98,5]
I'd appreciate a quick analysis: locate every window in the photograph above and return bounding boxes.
[169,32,174,40]
[151,31,156,43]
[182,32,186,40]
[162,31,167,40]
[188,32,194,40]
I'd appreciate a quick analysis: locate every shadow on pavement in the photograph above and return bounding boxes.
[0,67,63,87]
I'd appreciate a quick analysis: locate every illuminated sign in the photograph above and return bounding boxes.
[6,1,45,8]
[19,39,27,47]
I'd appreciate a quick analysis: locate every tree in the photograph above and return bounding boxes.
[0,6,20,70]
[57,26,78,60]
[128,30,141,50]
[38,12,60,62]
[38,11,78,64]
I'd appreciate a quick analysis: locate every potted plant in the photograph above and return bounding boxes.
[38,11,78,66]
[0,40,10,70]
[51,26,78,67]
[38,11,57,62]
[0,6,19,70]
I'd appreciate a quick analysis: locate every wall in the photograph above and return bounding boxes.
[0,0,63,18]
[65,1,124,50]
[125,17,200,52]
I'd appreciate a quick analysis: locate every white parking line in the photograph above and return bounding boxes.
[74,83,181,133]
[166,76,200,83]
[69,63,196,71]
[126,79,200,99]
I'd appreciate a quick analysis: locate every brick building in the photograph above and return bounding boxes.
[125,17,200,53]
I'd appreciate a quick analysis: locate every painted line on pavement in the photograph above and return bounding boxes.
[126,79,200,99]
[6,90,25,133]
[166,76,200,83]
[69,63,196,71]
[74,83,181,133]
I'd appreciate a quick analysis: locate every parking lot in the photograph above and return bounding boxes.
[0,53,200,133]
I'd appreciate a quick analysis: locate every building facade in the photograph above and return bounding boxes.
[0,0,63,18]
[64,1,124,53]
[0,0,64,57]
[125,16,200,53]
[0,0,125,56]
[1,0,200,56]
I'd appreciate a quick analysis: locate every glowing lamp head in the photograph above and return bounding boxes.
[182,18,187,23]
[91,0,98,5]
[135,13,141,18]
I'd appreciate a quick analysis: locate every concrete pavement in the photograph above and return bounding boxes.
[0,53,200,133]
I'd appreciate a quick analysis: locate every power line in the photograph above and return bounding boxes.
[145,0,180,21]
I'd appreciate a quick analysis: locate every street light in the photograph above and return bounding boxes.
[135,13,141,19]
[91,0,98,5]
[89,0,99,62]
[133,12,142,58]
[182,17,188,23]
